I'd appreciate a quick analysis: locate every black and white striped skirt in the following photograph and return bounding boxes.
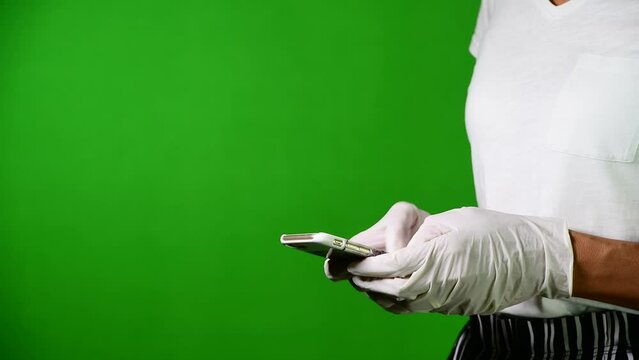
[448,310,639,359]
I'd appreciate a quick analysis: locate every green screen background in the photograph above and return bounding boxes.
[0,1,479,359]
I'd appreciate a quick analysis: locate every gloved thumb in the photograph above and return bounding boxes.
[348,222,450,278]
[385,223,411,253]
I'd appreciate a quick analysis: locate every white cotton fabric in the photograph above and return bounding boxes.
[466,0,639,317]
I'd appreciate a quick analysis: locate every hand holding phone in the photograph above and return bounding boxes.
[281,202,429,281]
[323,202,429,281]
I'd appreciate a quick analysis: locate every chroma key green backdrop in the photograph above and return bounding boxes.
[0,1,479,359]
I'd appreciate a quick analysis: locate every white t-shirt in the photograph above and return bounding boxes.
[466,0,639,317]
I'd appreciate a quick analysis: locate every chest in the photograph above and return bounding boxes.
[466,4,639,163]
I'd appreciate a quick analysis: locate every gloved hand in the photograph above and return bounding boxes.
[324,201,429,281]
[347,207,574,315]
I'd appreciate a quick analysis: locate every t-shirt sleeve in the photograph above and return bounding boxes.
[469,0,493,58]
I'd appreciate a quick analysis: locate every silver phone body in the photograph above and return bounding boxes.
[280,232,384,258]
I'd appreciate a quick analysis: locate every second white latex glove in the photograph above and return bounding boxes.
[347,207,574,315]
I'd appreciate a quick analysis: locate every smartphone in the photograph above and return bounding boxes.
[280,232,384,258]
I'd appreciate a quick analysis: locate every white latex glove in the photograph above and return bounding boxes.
[324,202,429,281]
[347,207,574,315]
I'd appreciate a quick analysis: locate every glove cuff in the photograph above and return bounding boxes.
[535,216,574,299]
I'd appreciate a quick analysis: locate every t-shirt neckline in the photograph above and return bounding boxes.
[533,0,591,19]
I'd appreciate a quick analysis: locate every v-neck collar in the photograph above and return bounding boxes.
[532,0,591,19]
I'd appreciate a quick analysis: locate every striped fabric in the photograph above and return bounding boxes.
[448,311,639,359]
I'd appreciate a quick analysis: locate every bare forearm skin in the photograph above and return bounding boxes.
[570,230,639,311]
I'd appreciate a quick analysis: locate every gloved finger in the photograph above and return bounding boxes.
[324,256,351,281]
[385,223,410,253]
[346,277,363,292]
[346,248,424,278]
[377,201,417,226]
[384,203,429,252]
[412,208,430,232]
[348,227,386,250]
[325,248,372,281]
[350,276,413,299]
[348,202,429,251]
[348,203,412,249]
